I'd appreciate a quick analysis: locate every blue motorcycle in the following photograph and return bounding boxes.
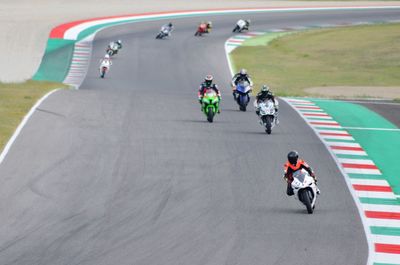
[234,81,252,111]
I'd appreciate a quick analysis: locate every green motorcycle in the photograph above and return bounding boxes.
[201,89,220,123]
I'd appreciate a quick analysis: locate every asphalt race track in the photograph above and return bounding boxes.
[1,9,400,265]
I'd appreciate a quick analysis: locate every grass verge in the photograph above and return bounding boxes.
[230,23,400,97]
[0,80,67,153]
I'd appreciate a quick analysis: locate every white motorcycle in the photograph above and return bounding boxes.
[233,19,250,33]
[156,27,172,39]
[106,42,119,56]
[291,169,319,214]
[254,99,278,134]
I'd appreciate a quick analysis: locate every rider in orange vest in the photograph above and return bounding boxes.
[284,151,319,196]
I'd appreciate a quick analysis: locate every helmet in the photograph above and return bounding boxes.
[240,68,247,75]
[287,151,299,165]
[168,22,172,27]
[207,21,212,27]
[117,40,122,44]
[261,84,270,93]
[105,54,110,59]
[205,74,213,86]
[245,19,251,25]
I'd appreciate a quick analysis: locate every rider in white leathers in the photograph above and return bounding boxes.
[235,19,250,31]
[99,54,112,71]
[161,22,174,36]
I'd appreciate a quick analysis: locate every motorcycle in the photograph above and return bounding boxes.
[255,99,278,134]
[195,22,212,36]
[201,89,219,123]
[234,81,252,111]
[291,169,319,214]
[156,27,172,39]
[232,19,250,33]
[106,43,119,56]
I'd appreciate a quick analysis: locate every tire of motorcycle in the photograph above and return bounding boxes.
[207,106,214,123]
[264,116,272,134]
[239,95,246,111]
[300,189,314,214]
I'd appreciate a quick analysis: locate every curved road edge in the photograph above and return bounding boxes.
[0,89,60,165]
[32,5,400,87]
[284,98,400,265]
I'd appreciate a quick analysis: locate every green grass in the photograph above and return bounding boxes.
[0,80,67,151]
[230,23,400,96]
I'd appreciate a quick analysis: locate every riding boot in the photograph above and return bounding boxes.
[286,183,294,196]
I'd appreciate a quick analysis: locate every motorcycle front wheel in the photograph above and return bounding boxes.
[300,189,314,214]
[263,116,272,134]
[207,106,214,123]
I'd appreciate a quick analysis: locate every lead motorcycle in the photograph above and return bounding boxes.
[201,89,220,123]
[254,99,278,134]
[291,169,319,214]
[234,80,252,111]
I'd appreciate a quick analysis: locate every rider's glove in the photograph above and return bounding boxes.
[311,173,317,182]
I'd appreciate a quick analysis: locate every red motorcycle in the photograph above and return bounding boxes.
[194,22,212,36]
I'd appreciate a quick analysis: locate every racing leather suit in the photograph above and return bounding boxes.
[284,159,315,196]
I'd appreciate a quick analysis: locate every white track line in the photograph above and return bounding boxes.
[356,191,397,200]
[0,90,60,164]
[350,179,389,186]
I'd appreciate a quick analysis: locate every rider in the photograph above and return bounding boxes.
[99,54,112,70]
[199,21,212,33]
[283,151,319,196]
[236,19,250,30]
[198,75,221,113]
[255,85,279,123]
[116,40,122,49]
[245,19,251,29]
[161,22,174,36]
[206,21,212,32]
[231,68,253,100]
[108,40,122,53]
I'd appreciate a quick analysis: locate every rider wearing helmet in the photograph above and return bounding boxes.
[99,54,112,71]
[108,40,121,54]
[161,22,174,36]
[255,85,279,123]
[198,75,221,112]
[231,68,254,100]
[207,21,213,32]
[256,85,276,104]
[283,151,319,196]
[116,40,122,49]
[245,19,251,29]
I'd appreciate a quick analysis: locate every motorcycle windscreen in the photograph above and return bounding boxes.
[236,81,250,93]
[292,170,307,183]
